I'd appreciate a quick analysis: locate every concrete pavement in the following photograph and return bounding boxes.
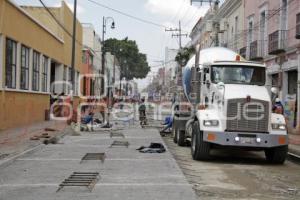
[0,125,198,200]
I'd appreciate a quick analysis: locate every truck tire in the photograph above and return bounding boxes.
[191,121,210,160]
[173,119,178,143]
[177,130,185,147]
[264,145,288,164]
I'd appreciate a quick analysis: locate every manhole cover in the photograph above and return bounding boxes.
[81,153,106,163]
[110,140,130,148]
[57,172,100,192]
[110,131,125,138]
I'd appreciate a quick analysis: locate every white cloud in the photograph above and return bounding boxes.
[63,0,85,14]
[145,0,209,30]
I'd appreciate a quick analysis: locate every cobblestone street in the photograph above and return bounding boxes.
[163,134,300,200]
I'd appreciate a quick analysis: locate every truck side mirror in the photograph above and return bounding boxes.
[217,82,225,90]
[271,87,279,95]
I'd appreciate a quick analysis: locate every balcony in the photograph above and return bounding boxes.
[296,13,300,39]
[239,47,246,59]
[268,30,287,55]
[250,41,263,61]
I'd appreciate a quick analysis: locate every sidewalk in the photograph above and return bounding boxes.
[0,125,198,200]
[0,120,67,159]
[289,133,300,157]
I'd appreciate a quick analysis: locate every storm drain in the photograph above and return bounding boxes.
[110,131,125,138]
[80,153,106,163]
[57,172,100,192]
[110,140,130,148]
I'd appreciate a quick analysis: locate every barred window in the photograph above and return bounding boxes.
[20,45,29,90]
[5,39,17,89]
[42,56,48,92]
[68,67,72,94]
[63,66,67,93]
[75,71,80,95]
[32,51,40,91]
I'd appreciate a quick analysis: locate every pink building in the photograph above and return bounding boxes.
[244,0,300,132]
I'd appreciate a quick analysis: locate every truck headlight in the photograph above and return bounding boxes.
[203,120,219,127]
[272,124,286,130]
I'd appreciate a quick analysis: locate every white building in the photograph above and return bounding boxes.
[164,47,178,95]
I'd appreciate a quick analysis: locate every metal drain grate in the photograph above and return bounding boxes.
[110,140,130,148]
[110,131,125,138]
[57,172,100,192]
[81,153,106,163]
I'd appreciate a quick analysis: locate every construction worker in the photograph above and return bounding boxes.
[273,98,284,115]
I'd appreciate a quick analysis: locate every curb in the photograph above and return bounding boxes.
[288,144,300,163]
[0,125,71,169]
[0,144,44,169]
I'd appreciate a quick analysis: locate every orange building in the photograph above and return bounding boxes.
[0,0,83,130]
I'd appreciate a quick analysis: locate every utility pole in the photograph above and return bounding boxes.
[165,21,188,104]
[165,21,188,49]
[101,16,115,128]
[71,0,77,101]
[190,0,220,6]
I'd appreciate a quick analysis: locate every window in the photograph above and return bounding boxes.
[82,51,87,64]
[75,71,79,96]
[5,38,17,88]
[235,16,239,34]
[42,56,48,92]
[296,13,300,38]
[248,21,253,43]
[281,0,288,30]
[211,65,266,86]
[260,11,266,56]
[32,51,40,91]
[63,66,67,93]
[89,54,93,66]
[68,67,72,94]
[20,45,29,90]
[288,70,297,95]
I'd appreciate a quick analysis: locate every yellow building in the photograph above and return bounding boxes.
[0,0,83,130]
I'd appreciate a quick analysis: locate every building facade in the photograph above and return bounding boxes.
[82,23,102,97]
[164,47,178,97]
[243,0,300,132]
[0,0,83,130]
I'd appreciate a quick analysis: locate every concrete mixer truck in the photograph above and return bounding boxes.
[172,47,288,164]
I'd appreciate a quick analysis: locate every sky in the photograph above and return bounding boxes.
[14,0,210,90]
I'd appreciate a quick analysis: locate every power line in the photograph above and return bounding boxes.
[166,21,188,49]
[171,0,187,23]
[85,0,170,29]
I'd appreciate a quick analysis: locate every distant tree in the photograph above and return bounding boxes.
[104,38,150,80]
[175,47,195,66]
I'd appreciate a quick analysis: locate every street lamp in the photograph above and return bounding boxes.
[101,16,115,93]
[101,16,115,128]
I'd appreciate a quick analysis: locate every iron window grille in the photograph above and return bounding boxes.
[5,38,17,89]
[296,13,300,39]
[20,45,30,90]
[42,56,48,92]
[32,51,40,91]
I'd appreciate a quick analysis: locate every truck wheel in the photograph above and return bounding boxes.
[264,145,288,164]
[191,121,210,160]
[173,119,178,144]
[177,130,185,147]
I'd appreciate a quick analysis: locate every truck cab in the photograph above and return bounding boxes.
[173,47,288,164]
